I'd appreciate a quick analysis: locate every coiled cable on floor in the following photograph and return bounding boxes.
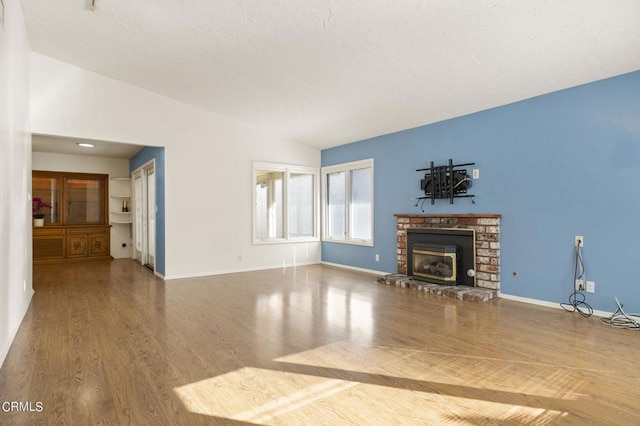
[601,297,640,330]
[561,291,593,317]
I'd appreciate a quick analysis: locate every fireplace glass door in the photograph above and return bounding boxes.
[413,245,458,283]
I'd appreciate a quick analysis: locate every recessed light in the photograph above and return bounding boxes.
[77,143,95,148]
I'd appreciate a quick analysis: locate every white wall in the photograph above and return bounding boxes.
[0,0,33,368]
[32,151,133,259]
[30,53,322,279]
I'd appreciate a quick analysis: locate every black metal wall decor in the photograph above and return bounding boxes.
[416,159,475,205]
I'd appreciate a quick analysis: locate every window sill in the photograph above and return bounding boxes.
[253,237,320,245]
[322,238,374,247]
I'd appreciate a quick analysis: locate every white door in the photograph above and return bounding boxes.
[134,171,143,263]
[146,167,155,269]
[132,161,156,271]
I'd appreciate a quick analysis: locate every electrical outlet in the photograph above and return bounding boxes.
[586,281,595,293]
[375,254,380,262]
[472,169,480,179]
[575,279,584,291]
[574,236,584,247]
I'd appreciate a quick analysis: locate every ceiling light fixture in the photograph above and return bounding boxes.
[77,143,95,148]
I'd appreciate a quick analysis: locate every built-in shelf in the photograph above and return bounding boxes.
[110,177,132,226]
[110,212,132,223]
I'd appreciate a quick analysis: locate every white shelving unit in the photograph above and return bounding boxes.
[110,177,132,225]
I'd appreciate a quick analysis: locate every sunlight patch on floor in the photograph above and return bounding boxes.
[174,366,566,424]
[274,341,594,401]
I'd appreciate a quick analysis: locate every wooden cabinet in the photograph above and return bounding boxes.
[89,233,110,257]
[67,234,87,258]
[32,227,65,261]
[33,171,112,263]
[33,225,111,263]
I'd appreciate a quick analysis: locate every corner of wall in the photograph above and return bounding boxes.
[0,0,34,369]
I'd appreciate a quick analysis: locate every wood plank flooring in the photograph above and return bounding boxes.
[1,260,639,425]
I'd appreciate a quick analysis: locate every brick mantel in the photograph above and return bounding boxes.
[395,213,501,290]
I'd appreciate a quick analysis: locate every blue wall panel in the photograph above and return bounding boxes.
[322,71,640,311]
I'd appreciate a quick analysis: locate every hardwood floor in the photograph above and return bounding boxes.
[1,260,639,425]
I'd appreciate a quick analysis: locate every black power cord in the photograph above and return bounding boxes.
[561,240,593,317]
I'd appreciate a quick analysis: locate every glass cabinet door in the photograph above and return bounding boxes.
[32,176,60,224]
[33,171,108,226]
[65,177,105,224]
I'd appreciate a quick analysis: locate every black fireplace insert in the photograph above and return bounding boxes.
[407,228,475,286]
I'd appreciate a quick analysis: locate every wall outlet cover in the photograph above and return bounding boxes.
[586,281,595,293]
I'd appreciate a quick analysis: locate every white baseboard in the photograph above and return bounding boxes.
[164,261,321,280]
[0,289,34,369]
[499,293,612,318]
[321,261,391,277]
[163,263,614,319]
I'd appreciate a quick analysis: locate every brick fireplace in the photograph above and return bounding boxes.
[395,214,501,290]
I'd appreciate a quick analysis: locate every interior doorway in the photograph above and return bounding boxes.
[133,161,155,271]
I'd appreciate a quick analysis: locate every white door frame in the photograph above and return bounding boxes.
[132,160,156,271]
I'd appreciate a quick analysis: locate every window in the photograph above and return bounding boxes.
[322,159,373,245]
[288,172,315,237]
[253,162,319,244]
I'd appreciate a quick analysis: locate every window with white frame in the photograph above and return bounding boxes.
[322,159,373,245]
[253,162,319,244]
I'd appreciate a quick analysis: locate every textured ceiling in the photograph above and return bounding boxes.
[21,0,640,149]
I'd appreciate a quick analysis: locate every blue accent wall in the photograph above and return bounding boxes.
[130,147,166,276]
[322,71,640,312]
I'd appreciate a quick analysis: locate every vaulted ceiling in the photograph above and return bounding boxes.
[22,0,640,150]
